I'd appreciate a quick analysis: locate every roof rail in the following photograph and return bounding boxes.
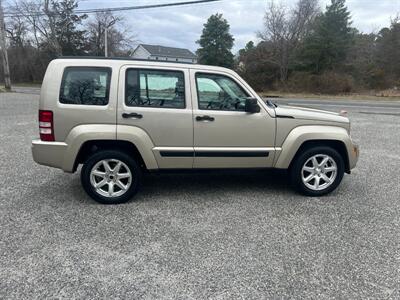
[57,56,198,65]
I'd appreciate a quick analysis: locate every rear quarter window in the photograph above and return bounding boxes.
[59,67,111,105]
[125,69,185,109]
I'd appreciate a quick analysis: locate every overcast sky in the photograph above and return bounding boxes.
[78,0,400,53]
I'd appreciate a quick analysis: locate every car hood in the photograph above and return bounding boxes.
[275,104,349,124]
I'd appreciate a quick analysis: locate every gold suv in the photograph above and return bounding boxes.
[32,58,359,204]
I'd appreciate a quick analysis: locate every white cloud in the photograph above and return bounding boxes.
[79,0,400,53]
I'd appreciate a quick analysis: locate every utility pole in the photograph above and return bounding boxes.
[104,18,117,58]
[104,27,108,57]
[0,0,11,91]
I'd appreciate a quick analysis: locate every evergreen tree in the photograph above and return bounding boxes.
[299,0,354,73]
[196,14,234,68]
[238,41,255,58]
[50,0,87,56]
[375,19,400,82]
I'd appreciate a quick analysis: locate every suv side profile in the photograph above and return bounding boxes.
[32,58,359,204]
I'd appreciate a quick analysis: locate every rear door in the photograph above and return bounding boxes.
[190,69,276,168]
[117,65,194,168]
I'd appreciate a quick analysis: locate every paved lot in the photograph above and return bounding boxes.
[1,92,399,299]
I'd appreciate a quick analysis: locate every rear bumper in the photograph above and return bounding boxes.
[31,139,69,171]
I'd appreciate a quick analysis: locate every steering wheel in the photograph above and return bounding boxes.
[234,101,241,110]
[219,95,235,110]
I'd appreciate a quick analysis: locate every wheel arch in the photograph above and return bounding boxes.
[73,140,149,172]
[288,140,350,173]
[61,124,158,172]
[274,126,352,173]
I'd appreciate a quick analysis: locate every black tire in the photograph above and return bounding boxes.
[81,150,142,204]
[290,146,345,196]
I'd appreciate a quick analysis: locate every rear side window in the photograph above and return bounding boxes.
[125,69,185,108]
[60,67,111,105]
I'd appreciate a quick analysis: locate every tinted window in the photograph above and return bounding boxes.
[60,67,111,105]
[125,69,185,108]
[196,73,249,111]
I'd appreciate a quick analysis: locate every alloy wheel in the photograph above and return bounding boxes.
[301,154,337,191]
[89,159,132,198]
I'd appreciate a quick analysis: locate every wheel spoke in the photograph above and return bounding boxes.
[108,182,115,196]
[117,172,131,179]
[312,157,318,167]
[116,180,127,191]
[319,156,329,167]
[114,161,122,173]
[92,170,106,177]
[324,166,336,172]
[95,178,107,188]
[314,176,320,189]
[303,166,314,173]
[321,173,331,183]
[304,174,315,183]
[103,160,112,172]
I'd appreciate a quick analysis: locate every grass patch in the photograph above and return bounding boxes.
[259,92,400,101]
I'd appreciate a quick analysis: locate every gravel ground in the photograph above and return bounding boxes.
[0,92,399,299]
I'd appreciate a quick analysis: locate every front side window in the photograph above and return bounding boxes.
[196,73,249,111]
[60,67,111,105]
[125,69,185,108]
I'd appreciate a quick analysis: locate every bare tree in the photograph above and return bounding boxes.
[12,0,87,55]
[258,0,320,82]
[10,0,43,48]
[12,0,52,49]
[85,11,136,57]
[6,15,28,47]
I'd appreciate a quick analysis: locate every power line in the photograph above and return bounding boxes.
[4,0,222,18]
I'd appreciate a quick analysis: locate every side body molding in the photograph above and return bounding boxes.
[274,125,354,169]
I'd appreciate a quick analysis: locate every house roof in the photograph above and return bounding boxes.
[139,44,197,59]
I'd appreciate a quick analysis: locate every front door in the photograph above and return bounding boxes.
[190,70,276,168]
[117,65,194,169]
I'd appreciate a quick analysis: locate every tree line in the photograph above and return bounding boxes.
[1,0,399,94]
[1,0,134,83]
[197,0,400,94]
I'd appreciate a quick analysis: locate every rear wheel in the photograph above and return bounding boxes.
[81,150,142,204]
[290,146,345,196]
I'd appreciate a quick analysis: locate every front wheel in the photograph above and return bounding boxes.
[81,150,142,204]
[290,146,345,196]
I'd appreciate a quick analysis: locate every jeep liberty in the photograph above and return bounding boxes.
[32,58,359,204]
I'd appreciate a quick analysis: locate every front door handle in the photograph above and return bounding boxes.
[122,112,143,119]
[196,115,215,122]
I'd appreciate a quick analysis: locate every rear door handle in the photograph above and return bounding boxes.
[196,115,215,122]
[122,112,143,119]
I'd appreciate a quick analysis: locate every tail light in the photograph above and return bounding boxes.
[39,110,55,141]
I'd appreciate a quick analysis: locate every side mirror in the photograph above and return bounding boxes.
[245,98,260,113]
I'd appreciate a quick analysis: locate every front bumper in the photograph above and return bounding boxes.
[348,139,359,170]
[31,139,68,171]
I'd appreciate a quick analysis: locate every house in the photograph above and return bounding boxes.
[131,44,197,63]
